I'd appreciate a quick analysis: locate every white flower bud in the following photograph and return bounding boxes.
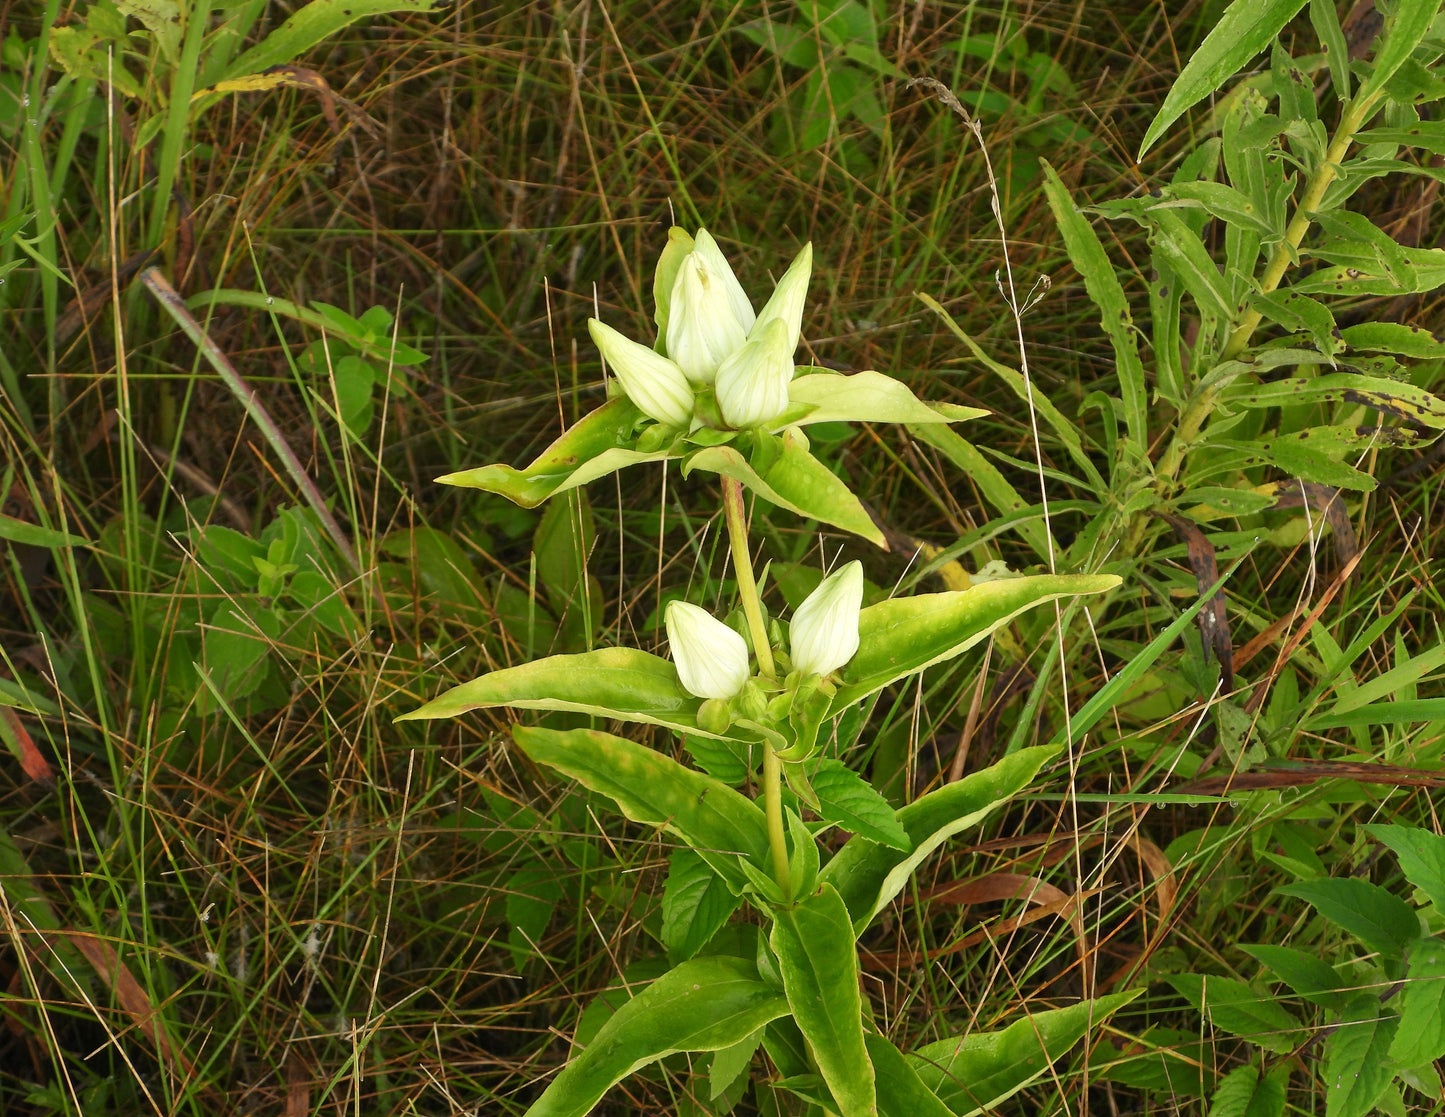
[789,560,863,678]
[753,241,811,357]
[665,229,755,385]
[588,319,694,428]
[714,317,794,429]
[665,601,750,700]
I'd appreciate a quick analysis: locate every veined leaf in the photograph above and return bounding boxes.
[525,956,788,1117]
[1138,0,1309,157]
[1223,372,1445,427]
[1387,938,1445,1066]
[1166,974,1304,1054]
[222,0,441,80]
[1209,438,1376,490]
[1340,321,1445,360]
[662,849,743,963]
[1356,0,1443,108]
[821,746,1057,928]
[771,884,875,1117]
[787,370,983,426]
[1240,943,1347,1011]
[1041,161,1148,448]
[810,758,909,850]
[1148,208,1236,321]
[1365,825,1445,913]
[864,1034,955,1117]
[1207,1062,1289,1117]
[1322,994,1398,1117]
[909,992,1141,1116]
[1276,877,1418,958]
[832,575,1118,712]
[510,727,770,894]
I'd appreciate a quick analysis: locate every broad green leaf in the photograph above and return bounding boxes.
[832,575,1119,712]
[1247,291,1338,355]
[1366,825,1445,912]
[398,647,739,740]
[525,956,788,1117]
[1207,1062,1289,1117]
[787,370,982,426]
[662,848,744,963]
[1387,939,1445,1066]
[437,398,662,508]
[1356,0,1443,108]
[709,1026,764,1101]
[1041,161,1147,448]
[905,423,1057,564]
[685,428,885,546]
[863,1034,955,1117]
[0,514,89,549]
[1239,943,1347,1011]
[1323,994,1398,1117]
[771,883,875,1117]
[1139,0,1309,157]
[509,727,770,894]
[1165,179,1278,235]
[909,991,1141,1115]
[1276,877,1418,958]
[810,758,909,851]
[821,746,1057,928]
[1223,372,1445,427]
[1166,974,1304,1054]
[221,0,441,80]
[1293,250,1445,295]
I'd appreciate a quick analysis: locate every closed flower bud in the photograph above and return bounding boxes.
[589,319,694,428]
[714,317,793,429]
[666,601,750,700]
[665,229,756,385]
[789,560,863,678]
[752,241,811,357]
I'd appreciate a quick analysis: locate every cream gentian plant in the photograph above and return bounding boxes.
[402,224,1124,1117]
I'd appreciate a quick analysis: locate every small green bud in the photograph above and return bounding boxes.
[696,698,732,735]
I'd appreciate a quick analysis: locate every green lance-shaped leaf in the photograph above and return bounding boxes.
[821,746,1058,929]
[0,514,89,548]
[1138,0,1309,158]
[510,726,770,894]
[864,1034,956,1117]
[831,574,1119,713]
[399,647,744,741]
[1222,372,1445,427]
[908,991,1141,1116]
[786,370,984,426]
[1355,0,1444,109]
[1276,877,1419,960]
[1240,943,1348,1013]
[220,0,442,81]
[1165,974,1305,1054]
[1041,162,1148,449]
[1340,321,1445,362]
[524,955,789,1117]
[436,398,668,508]
[771,883,876,1117]
[685,428,886,546]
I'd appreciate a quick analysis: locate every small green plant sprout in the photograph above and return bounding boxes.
[402,227,1128,1115]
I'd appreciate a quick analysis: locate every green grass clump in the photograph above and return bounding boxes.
[3,0,1445,1114]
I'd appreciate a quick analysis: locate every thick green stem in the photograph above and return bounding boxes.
[1132,91,1382,555]
[722,477,790,891]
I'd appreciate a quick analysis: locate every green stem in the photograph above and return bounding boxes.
[1132,90,1381,553]
[722,477,789,890]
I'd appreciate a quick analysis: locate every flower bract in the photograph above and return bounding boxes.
[665,600,750,700]
[789,560,863,678]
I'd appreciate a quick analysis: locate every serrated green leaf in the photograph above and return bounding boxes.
[809,758,909,850]
[1138,0,1309,157]
[662,848,744,963]
[1323,994,1398,1117]
[772,883,874,1117]
[1207,1062,1288,1117]
[1041,161,1148,448]
[1276,877,1419,958]
[1366,825,1445,912]
[1166,974,1304,1054]
[910,991,1141,1116]
[1387,939,1445,1066]
[525,956,788,1117]
[1240,943,1347,1011]
[509,727,770,895]
[821,746,1057,928]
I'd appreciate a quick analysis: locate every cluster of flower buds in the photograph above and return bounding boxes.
[589,229,812,431]
[664,561,864,704]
